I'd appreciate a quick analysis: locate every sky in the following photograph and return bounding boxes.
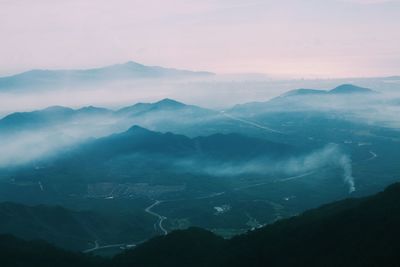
[0,0,399,77]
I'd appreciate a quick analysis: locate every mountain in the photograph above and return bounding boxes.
[4,125,295,208]
[112,182,400,267]
[0,97,282,149]
[26,125,294,187]
[116,98,211,117]
[57,125,293,164]
[0,97,291,165]
[0,106,75,133]
[281,88,327,97]
[329,84,376,94]
[0,98,216,136]
[0,202,152,251]
[0,234,101,267]
[115,99,265,139]
[229,84,378,115]
[0,104,120,168]
[3,182,400,267]
[112,228,225,267]
[0,61,214,91]
[0,105,113,133]
[0,99,272,168]
[282,84,375,98]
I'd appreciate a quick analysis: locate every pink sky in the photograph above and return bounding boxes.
[0,0,399,77]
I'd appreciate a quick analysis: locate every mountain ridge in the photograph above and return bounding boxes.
[229,84,378,115]
[0,61,214,91]
[112,182,400,267]
[0,201,152,251]
[280,84,376,98]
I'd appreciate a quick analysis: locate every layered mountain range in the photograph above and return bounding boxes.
[0,81,399,266]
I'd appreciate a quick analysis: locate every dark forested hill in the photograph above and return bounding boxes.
[0,202,152,251]
[112,182,400,267]
[0,234,103,267]
[72,125,293,161]
[18,125,294,188]
[2,183,400,266]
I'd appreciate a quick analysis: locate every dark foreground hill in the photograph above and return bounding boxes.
[3,182,400,267]
[0,234,103,267]
[0,202,152,251]
[111,182,400,267]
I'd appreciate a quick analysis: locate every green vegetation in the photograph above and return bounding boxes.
[1,88,400,266]
[0,234,103,267]
[0,201,154,251]
[112,183,400,267]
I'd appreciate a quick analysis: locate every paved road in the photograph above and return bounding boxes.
[221,111,285,134]
[145,200,168,235]
[366,150,378,161]
[83,240,135,253]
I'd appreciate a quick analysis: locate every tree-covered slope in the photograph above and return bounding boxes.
[0,234,103,267]
[112,182,400,267]
[3,183,400,267]
[0,202,151,251]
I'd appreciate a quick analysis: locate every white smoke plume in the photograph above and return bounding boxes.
[339,154,356,193]
[176,144,356,193]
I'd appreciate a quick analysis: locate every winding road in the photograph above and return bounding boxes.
[83,200,168,254]
[83,240,135,254]
[145,200,168,236]
[366,150,378,161]
[83,240,130,253]
[221,111,285,134]
[232,171,316,192]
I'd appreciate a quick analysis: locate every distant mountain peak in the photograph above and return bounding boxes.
[154,98,185,108]
[282,88,327,97]
[123,61,145,67]
[277,84,376,99]
[329,84,375,94]
[42,106,74,113]
[76,106,111,114]
[0,62,214,91]
[106,61,147,71]
[126,125,152,134]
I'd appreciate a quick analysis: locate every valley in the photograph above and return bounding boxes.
[0,82,399,259]
[2,1,400,265]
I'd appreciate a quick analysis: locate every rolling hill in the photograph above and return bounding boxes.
[0,202,153,251]
[3,181,400,267]
[0,234,100,267]
[0,98,218,137]
[13,125,294,189]
[112,182,400,267]
[0,61,214,91]
[230,84,378,115]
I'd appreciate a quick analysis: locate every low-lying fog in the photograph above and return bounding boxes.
[0,74,398,195]
[0,75,399,116]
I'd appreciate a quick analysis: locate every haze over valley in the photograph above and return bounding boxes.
[1,64,400,259]
[1,0,400,266]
